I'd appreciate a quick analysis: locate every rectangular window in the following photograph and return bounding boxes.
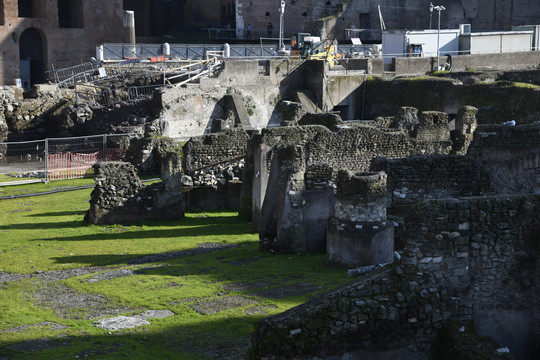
[0,1,4,25]
[18,0,45,18]
[58,0,84,28]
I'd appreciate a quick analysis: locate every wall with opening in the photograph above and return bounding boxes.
[58,0,84,28]
[18,0,45,18]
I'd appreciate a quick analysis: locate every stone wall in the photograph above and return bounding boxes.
[250,194,540,360]
[182,128,248,175]
[363,77,540,125]
[467,123,540,195]
[250,122,454,253]
[372,155,490,206]
[85,162,184,225]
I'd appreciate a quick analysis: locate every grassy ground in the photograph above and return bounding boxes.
[0,180,352,359]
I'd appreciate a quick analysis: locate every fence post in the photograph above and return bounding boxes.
[103,134,107,160]
[44,138,49,183]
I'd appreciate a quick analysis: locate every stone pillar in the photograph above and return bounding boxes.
[453,105,478,154]
[123,10,136,44]
[327,170,394,267]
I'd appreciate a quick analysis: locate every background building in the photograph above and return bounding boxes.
[0,0,123,87]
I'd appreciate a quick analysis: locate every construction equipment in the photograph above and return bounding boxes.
[289,33,341,67]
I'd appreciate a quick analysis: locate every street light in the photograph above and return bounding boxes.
[429,2,434,30]
[279,0,286,51]
[434,5,446,71]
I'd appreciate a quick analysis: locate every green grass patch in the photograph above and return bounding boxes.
[0,186,352,359]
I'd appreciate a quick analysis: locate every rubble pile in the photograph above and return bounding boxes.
[189,160,244,187]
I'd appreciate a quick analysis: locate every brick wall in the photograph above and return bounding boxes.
[0,0,123,85]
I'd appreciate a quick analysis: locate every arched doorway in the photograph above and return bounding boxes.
[19,28,45,90]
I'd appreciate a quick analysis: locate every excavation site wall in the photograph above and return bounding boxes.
[250,194,540,360]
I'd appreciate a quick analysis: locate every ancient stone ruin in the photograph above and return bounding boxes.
[85,162,184,225]
[327,170,394,268]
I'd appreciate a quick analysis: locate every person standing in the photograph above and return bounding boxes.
[267,22,273,38]
[246,24,252,39]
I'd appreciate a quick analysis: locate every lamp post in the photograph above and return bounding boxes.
[279,0,286,51]
[429,2,434,30]
[434,5,446,70]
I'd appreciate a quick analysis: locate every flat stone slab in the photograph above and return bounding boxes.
[139,310,175,319]
[93,316,150,331]
[189,295,260,315]
[93,310,175,331]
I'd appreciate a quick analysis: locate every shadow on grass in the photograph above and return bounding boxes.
[0,314,260,360]
[26,210,88,217]
[0,215,255,239]
[50,240,256,266]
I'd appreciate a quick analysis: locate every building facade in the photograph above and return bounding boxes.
[0,0,123,87]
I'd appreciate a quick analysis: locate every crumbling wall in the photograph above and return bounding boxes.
[179,129,248,210]
[467,123,540,195]
[250,194,540,360]
[182,129,248,187]
[85,162,184,225]
[372,155,490,206]
[249,122,453,252]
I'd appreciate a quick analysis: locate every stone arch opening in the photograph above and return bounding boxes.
[19,28,46,90]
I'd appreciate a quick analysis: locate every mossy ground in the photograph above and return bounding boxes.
[0,180,351,359]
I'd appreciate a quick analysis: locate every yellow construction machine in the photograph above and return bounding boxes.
[290,33,341,67]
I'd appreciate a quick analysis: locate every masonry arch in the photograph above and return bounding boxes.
[19,27,46,90]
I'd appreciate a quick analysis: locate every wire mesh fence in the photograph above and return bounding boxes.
[0,133,139,184]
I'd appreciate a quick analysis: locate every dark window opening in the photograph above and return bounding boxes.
[302,12,307,17]
[18,0,45,18]
[0,1,4,25]
[58,0,84,28]
[359,13,370,29]
[265,11,270,16]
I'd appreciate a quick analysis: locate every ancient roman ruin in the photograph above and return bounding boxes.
[1,38,539,359]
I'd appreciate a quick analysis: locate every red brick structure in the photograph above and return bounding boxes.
[0,0,123,87]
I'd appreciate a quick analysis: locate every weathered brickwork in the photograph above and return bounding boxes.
[250,195,540,359]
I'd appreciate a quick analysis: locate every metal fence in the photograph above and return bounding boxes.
[101,42,381,61]
[0,133,139,183]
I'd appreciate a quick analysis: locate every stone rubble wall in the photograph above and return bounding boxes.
[249,123,454,253]
[249,194,540,359]
[85,162,184,225]
[372,155,490,206]
[333,170,387,223]
[182,128,249,187]
[467,123,540,195]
